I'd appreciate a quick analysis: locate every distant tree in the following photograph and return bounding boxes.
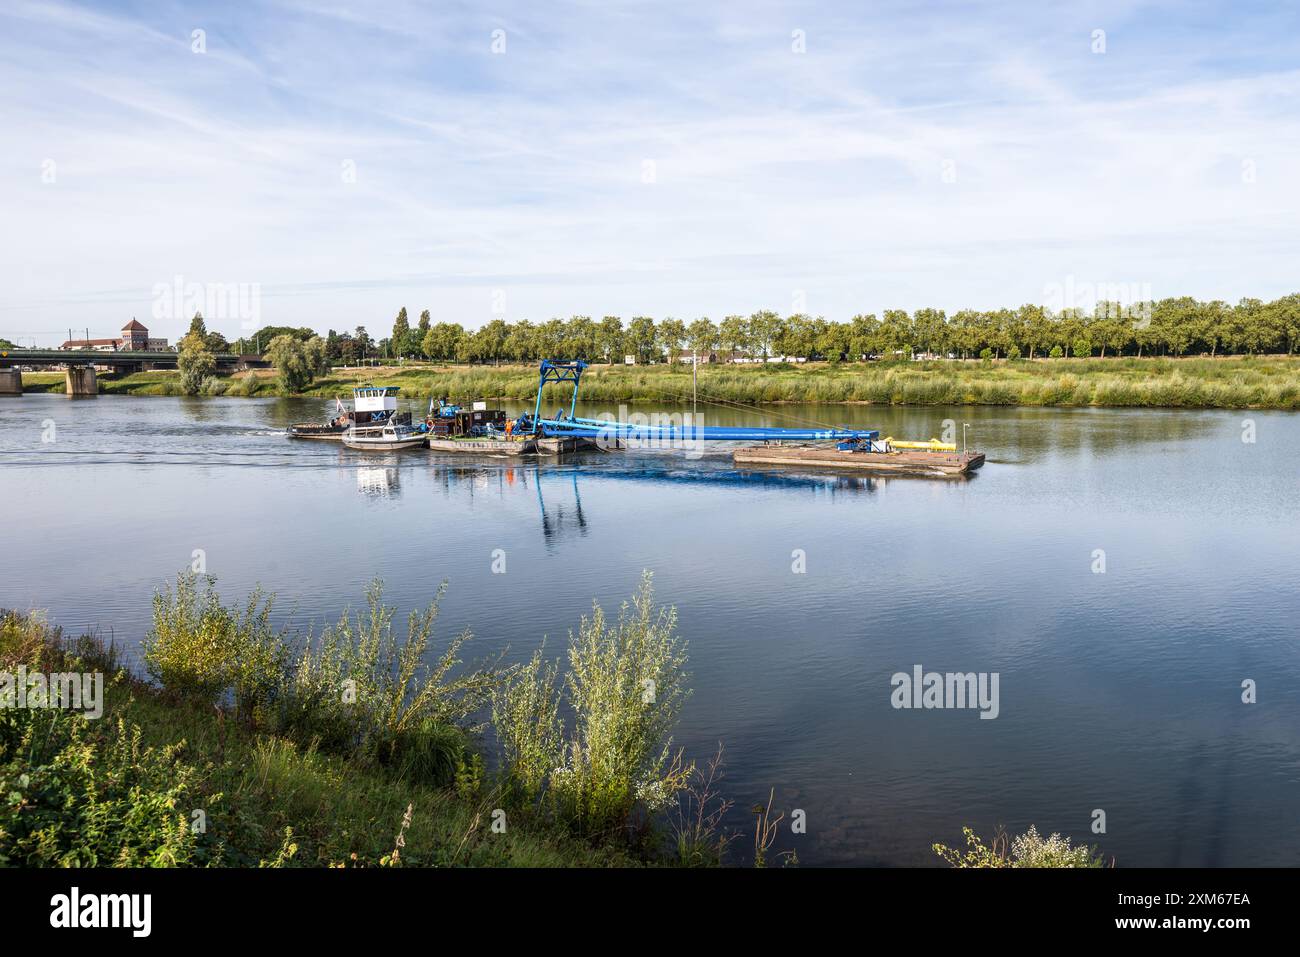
[266,335,315,392]
[414,309,432,357]
[177,326,216,395]
[748,310,783,360]
[248,326,315,354]
[422,322,465,362]
[658,317,687,361]
[686,318,719,356]
[719,315,749,357]
[627,316,657,364]
[391,308,410,358]
[596,316,624,363]
[354,326,373,358]
[303,336,329,377]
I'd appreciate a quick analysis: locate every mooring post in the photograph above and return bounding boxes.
[65,365,97,397]
[0,369,21,396]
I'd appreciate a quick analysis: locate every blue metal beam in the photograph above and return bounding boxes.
[525,358,879,443]
[536,418,878,442]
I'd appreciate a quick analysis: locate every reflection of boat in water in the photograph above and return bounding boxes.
[355,466,400,496]
[342,421,426,451]
[289,386,408,440]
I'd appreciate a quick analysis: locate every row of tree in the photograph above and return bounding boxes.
[229,295,1300,368]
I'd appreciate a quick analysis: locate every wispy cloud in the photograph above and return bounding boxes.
[1,0,1298,344]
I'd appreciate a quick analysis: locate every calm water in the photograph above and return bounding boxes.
[2,393,1298,866]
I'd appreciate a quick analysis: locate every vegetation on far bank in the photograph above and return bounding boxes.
[19,354,1300,410]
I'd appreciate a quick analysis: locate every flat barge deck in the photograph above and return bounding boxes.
[732,443,985,475]
[427,436,537,455]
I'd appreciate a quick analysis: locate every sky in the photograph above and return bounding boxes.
[1,0,1298,346]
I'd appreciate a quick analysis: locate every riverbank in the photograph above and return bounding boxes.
[0,607,639,867]
[2,572,716,867]
[17,356,1300,409]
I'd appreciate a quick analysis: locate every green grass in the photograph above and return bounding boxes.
[18,356,1300,408]
[0,609,638,867]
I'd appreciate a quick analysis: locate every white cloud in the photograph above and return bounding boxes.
[1,0,1298,344]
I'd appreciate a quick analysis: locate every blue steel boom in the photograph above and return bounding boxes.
[518,360,879,444]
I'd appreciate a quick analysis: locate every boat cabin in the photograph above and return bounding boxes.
[428,399,507,437]
[350,385,402,425]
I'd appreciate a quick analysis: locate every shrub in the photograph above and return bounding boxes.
[933,825,1106,868]
[142,573,285,717]
[493,573,692,837]
[0,709,199,866]
[226,374,260,397]
[1049,345,1064,358]
[273,581,502,786]
[492,648,562,801]
[1006,345,1021,360]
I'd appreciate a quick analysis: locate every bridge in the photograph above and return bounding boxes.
[0,349,261,396]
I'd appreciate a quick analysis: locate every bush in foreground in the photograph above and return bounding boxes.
[933,825,1108,868]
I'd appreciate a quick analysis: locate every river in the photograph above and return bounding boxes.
[2,393,1297,866]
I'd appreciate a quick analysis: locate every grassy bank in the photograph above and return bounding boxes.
[0,573,710,867]
[0,611,637,867]
[19,356,1300,408]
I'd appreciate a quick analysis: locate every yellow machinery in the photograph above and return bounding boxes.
[884,437,957,452]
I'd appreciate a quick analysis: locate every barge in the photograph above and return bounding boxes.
[515,361,985,475]
[427,436,538,455]
[732,442,984,475]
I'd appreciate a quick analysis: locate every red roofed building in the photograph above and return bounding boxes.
[60,320,169,352]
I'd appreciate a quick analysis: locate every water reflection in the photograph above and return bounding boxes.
[413,456,898,544]
[356,465,400,497]
[5,395,1299,867]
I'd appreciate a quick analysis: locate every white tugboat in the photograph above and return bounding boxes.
[288,385,406,440]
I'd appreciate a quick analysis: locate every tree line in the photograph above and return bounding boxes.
[229,295,1300,367]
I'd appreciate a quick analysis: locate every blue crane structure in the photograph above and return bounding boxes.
[515,360,880,445]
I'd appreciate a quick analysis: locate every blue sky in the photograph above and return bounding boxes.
[2,0,1298,345]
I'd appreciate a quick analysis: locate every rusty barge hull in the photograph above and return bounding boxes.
[732,443,985,475]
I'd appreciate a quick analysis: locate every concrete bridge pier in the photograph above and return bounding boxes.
[65,365,97,396]
[0,369,21,396]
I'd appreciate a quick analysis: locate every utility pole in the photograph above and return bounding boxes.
[692,349,697,420]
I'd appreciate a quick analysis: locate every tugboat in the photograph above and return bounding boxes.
[288,386,406,439]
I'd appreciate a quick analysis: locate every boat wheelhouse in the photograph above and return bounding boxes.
[287,385,405,439]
